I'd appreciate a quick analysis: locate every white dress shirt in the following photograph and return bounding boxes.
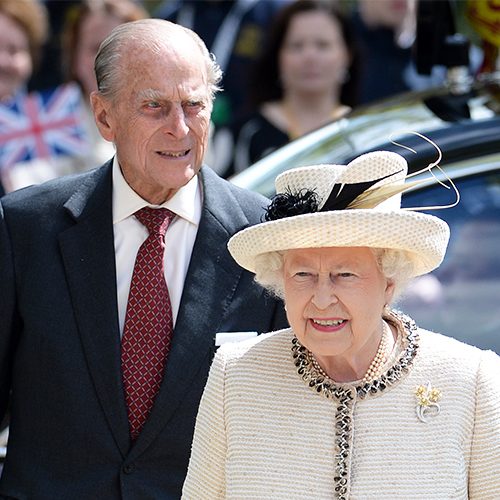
[112,157,202,334]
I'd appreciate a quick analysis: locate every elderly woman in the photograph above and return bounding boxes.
[181,151,500,500]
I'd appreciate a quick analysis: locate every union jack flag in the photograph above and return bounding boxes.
[0,82,91,172]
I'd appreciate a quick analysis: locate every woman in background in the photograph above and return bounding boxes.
[0,0,48,196]
[212,0,362,177]
[0,0,48,102]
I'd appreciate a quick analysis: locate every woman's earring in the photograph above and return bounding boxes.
[383,303,390,315]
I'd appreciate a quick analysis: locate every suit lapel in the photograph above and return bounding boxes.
[58,162,131,457]
[130,166,252,454]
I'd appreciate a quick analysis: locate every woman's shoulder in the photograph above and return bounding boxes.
[215,328,294,363]
[416,328,500,373]
[418,328,488,353]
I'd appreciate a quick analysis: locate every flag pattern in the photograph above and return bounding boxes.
[0,83,91,171]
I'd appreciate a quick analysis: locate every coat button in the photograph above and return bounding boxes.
[123,463,135,474]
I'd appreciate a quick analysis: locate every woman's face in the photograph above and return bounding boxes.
[283,247,394,363]
[278,11,350,97]
[0,12,32,100]
[73,11,124,98]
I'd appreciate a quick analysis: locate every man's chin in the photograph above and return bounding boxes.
[155,165,201,201]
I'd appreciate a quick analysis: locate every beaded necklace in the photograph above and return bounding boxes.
[310,321,391,384]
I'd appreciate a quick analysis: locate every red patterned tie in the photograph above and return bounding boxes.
[121,207,176,443]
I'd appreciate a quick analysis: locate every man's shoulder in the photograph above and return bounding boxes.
[1,164,110,211]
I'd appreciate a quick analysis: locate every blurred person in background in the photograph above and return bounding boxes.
[0,0,48,102]
[211,0,361,178]
[0,0,148,195]
[64,0,149,101]
[0,0,48,196]
[351,0,455,104]
[352,0,418,104]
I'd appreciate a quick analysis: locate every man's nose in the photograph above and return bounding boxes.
[164,104,189,137]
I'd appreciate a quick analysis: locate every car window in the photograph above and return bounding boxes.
[400,171,500,354]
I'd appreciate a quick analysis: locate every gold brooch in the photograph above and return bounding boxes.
[414,383,441,423]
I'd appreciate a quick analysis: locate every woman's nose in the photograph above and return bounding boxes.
[0,47,14,69]
[311,277,338,310]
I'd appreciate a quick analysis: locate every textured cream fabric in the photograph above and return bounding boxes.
[274,152,407,211]
[227,209,449,277]
[182,328,500,500]
[274,152,407,210]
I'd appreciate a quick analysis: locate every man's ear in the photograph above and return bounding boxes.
[90,92,116,143]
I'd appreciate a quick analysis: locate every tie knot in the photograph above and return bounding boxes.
[135,207,175,236]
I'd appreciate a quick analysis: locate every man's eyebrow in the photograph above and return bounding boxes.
[134,88,209,103]
[185,88,210,103]
[135,89,165,102]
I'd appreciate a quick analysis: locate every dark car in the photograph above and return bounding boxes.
[230,71,500,355]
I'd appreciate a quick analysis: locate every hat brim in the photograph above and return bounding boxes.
[228,209,450,277]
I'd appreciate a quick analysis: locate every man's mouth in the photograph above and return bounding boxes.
[158,149,189,157]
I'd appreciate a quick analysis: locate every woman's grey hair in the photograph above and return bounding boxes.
[253,247,418,303]
[94,18,222,104]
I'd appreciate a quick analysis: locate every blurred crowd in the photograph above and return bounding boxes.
[0,0,482,195]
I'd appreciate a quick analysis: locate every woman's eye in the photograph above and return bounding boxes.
[286,41,303,51]
[148,102,161,108]
[295,272,310,278]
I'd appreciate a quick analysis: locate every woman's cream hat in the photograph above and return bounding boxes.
[228,151,450,277]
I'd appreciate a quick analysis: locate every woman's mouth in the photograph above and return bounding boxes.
[310,318,346,332]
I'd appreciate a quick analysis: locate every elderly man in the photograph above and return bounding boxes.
[0,19,286,500]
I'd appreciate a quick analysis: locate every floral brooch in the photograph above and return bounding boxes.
[414,383,441,423]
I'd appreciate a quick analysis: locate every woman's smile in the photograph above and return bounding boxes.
[309,317,346,332]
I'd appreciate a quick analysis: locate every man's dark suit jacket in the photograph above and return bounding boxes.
[0,161,287,500]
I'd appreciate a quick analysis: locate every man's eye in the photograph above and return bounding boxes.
[148,102,161,108]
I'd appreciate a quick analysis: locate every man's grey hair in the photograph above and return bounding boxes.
[94,18,222,104]
[253,247,418,304]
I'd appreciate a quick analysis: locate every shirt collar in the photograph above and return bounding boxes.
[112,156,201,226]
